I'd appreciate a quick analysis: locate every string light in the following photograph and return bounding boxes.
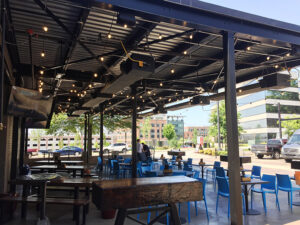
[168,98,172,102]
[238,89,242,93]
[159,97,162,100]
[126,95,129,98]
[183,50,187,55]
[189,34,193,39]
[274,65,279,69]
[40,70,44,75]
[94,73,98,78]
[74,90,77,93]
[70,90,73,93]
[147,90,152,95]
[100,57,104,62]
[72,84,75,87]
[171,69,175,74]
[68,98,71,101]
[246,46,251,51]
[142,99,145,103]
[43,26,48,32]
[83,91,87,95]
[124,24,127,28]
[132,96,135,99]
[140,96,143,99]
[108,33,112,39]
[266,56,270,61]
[158,34,162,40]
[41,51,45,57]
[88,84,93,88]
[160,82,163,87]
[286,53,291,57]
[39,88,43,93]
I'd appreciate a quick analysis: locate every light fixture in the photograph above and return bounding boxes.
[68,98,71,101]
[213,80,217,84]
[189,34,193,39]
[286,53,291,57]
[77,93,80,97]
[126,95,129,98]
[246,46,251,51]
[72,84,75,87]
[171,69,175,74]
[100,57,104,62]
[147,90,151,95]
[94,73,98,78]
[108,33,112,39]
[124,24,128,28]
[160,82,163,87]
[168,98,172,102]
[39,88,43,93]
[183,50,187,55]
[159,97,162,100]
[158,34,162,40]
[84,91,87,95]
[70,90,73,93]
[40,82,44,86]
[74,90,77,93]
[137,106,140,110]
[43,26,48,32]
[175,92,178,95]
[132,96,135,99]
[109,102,111,105]
[142,99,145,103]
[140,95,143,99]
[266,56,270,61]
[41,51,45,57]
[274,65,279,69]
[238,89,242,93]
[88,84,93,88]
[40,70,44,75]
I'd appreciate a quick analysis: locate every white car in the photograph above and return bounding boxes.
[104,143,128,154]
[282,129,300,162]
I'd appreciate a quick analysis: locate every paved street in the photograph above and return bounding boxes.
[155,149,298,177]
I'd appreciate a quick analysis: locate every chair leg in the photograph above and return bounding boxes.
[204,199,209,221]
[262,192,267,215]
[227,198,230,218]
[216,194,219,214]
[178,203,181,216]
[250,190,253,209]
[288,192,290,205]
[194,201,198,216]
[187,202,191,223]
[242,195,246,215]
[82,205,87,225]
[290,191,293,211]
[147,206,151,224]
[275,190,280,211]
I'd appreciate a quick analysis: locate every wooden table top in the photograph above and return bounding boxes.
[92,176,202,209]
[241,179,269,185]
[31,165,86,170]
[35,160,84,164]
[192,163,214,167]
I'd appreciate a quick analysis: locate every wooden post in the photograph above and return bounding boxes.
[131,87,137,178]
[100,105,104,171]
[223,31,243,225]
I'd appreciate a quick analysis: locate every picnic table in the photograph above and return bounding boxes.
[30,165,87,177]
[92,176,202,225]
[34,160,83,165]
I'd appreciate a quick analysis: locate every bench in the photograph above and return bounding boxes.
[0,195,89,225]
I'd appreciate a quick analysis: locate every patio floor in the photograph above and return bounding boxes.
[4,177,300,225]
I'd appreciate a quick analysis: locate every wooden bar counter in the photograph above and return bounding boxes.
[92,176,202,225]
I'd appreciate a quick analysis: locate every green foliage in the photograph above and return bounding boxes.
[94,141,99,150]
[218,150,228,156]
[281,115,300,137]
[198,150,204,154]
[30,129,45,146]
[192,128,198,145]
[141,117,151,139]
[266,90,299,101]
[74,133,83,148]
[163,124,176,141]
[209,101,243,143]
[58,139,64,149]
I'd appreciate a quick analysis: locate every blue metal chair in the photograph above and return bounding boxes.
[206,161,221,190]
[276,174,300,211]
[245,165,261,179]
[194,178,209,221]
[251,174,280,214]
[215,167,228,191]
[216,177,246,218]
[183,162,193,171]
[96,156,102,171]
[193,171,200,179]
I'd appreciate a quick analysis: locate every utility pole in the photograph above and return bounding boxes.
[217,101,221,150]
[278,102,282,139]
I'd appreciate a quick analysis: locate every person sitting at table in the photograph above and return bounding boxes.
[160,154,165,160]
[176,155,182,162]
[142,143,151,158]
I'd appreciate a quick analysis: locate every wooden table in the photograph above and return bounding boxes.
[146,170,193,177]
[92,176,202,225]
[241,179,269,215]
[167,150,185,157]
[35,160,84,165]
[31,165,87,177]
[220,155,251,166]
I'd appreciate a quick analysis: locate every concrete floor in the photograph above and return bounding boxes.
[3,178,300,225]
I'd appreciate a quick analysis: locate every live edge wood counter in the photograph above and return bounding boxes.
[92,176,202,225]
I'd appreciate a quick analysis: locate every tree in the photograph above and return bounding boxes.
[208,101,243,144]
[281,116,300,137]
[141,117,151,139]
[192,128,198,145]
[163,124,176,141]
[30,129,45,149]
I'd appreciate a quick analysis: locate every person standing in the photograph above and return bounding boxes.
[137,139,143,161]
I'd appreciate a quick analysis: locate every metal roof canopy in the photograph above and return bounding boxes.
[6,0,300,118]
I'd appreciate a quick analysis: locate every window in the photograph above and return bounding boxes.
[157,134,160,138]
[48,138,53,141]
[156,124,160,127]
[239,105,266,118]
[70,138,74,141]
[40,144,46,146]
[33,144,37,147]
[151,135,155,138]
[151,124,155,127]
[48,144,52,146]
[63,138,68,141]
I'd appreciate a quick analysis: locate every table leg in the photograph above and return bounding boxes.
[114,209,127,225]
[244,184,261,215]
[169,203,181,225]
[201,166,204,179]
[85,187,90,214]
[21,184,29,218]
[39,183,47,220]
[73,187,79,220]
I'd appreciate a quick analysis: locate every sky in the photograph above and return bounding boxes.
[168,0,300,126]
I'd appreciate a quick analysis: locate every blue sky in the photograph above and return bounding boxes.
[168,0,300,126]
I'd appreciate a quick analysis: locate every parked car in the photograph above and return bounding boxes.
[282,129,300,162]
[55,146,83,156]
[251,138,287,159]
[27,148,38,157]
[104,143,128,154]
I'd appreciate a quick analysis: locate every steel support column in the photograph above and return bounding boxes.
[19,119,25,174]
[278,103,282,139]
[223,31,243,225]
[87,114,92,164]
[99,105,104,171]
[217,101,221,150]
[0,0,6,131]
[84,114,88,163]
[131,87,137,178]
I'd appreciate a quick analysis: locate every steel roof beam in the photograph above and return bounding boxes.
[95,0,300,45]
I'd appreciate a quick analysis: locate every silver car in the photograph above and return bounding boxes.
[282,129,300,162]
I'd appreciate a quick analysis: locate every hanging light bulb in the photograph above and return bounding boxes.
[160,82,163,87]
[40,70,44,75]
[238,89,242,93]
[246,46,251,51]
[171,69,175,74]
[108,33,112,39]
[74,90,77,93]
[72,84,75,87]
[70,90,73,93]
[189,34,193,39]
[100,57,104,62]
[89,84,93,88]
[158,34,162,40]
[266,56,270,61]
[147,90,151,95]
[39,88,43,93]
[274,65,279,69]
[41,51,45,57]
[168,98,172,102]
[43,26,48,32]
[68,98,71,101]
[83,91,87,95]
[140,95,143,99]
[124,24,128,28]
[183,50,187,55]
[94,73,98,78]
[286,53,291,57]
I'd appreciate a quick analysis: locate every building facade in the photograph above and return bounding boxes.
[184,126,209,140]
[237,78,300,144]
[167,116,184,139]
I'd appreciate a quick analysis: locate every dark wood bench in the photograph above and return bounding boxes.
[0,195,89,225]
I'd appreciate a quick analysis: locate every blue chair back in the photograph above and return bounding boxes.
[216,167,226,178]
[172,155,176,160]
[183,162,192,171]
[160,165,164,170]
[117,156,123,161]
[145,171,158,177]
[141,166,152,174]
[172,171,187,176]
[197,178,207,195]
[187,158,193,165]
[124,158,132,164]
[97,156,102,166]
[261,174,276,190]
[216,177,229,195]
[213,161,221,169]
[193,171,200,179]
[276,174,292,189]
[137,168,143,177]
[252,166,261,177]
